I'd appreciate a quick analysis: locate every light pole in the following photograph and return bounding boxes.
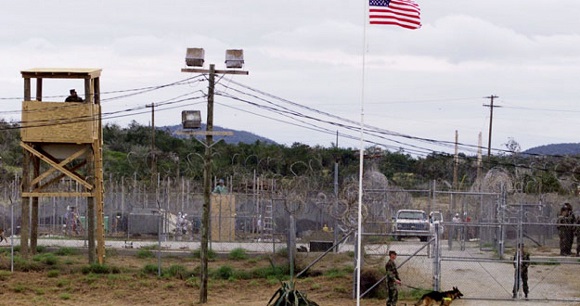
[181,48,248,304]
[145,103,157,182]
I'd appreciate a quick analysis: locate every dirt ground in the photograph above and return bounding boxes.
[0,249,388,306]
[0,247,579,306]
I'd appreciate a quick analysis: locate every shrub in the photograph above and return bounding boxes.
[141,264,159,276]
[228,248,249,260]
[213,265,234,280]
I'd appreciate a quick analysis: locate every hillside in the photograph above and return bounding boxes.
[163,124,277,145]
[524,143,580,156]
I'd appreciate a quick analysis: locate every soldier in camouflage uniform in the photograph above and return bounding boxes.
[512,243,530,299]
[576,214,580,257]
[557,203,575,256]
[385,250,401,306]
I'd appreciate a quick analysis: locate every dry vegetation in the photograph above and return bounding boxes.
[0,245,416,306]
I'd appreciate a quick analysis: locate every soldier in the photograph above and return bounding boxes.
[557,203,575,256]
[65,89,84,102]
[385,250,401,306]
[576,214,580,257]
[512,243,530,299]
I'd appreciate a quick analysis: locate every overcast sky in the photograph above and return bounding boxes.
[2,1,579,157]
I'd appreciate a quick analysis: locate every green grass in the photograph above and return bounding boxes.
[54,247,79,256]
[191,248,217,260]
[141,264,160,276]
[324,268,347,279]
[47,269,60,278]
[33,253,59,266]
[136,249,154,259]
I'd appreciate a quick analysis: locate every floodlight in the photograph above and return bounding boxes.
[185,48,205,67]
[182,110,201,129]
[225,49,244,68]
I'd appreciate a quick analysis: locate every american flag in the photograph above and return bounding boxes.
[369,0,421,30]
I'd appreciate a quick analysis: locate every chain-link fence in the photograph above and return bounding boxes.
[1,175,580,302]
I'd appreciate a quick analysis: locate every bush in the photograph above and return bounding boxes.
[359,269,386,299]
[213,265,234,280]
[228,248,249,260]
[141,264,159,276]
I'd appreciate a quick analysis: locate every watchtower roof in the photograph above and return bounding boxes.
[21,68,102,79]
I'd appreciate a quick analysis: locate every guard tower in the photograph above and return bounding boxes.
[20,68,105,264]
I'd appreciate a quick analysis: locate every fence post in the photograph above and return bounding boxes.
[433,223,441,291]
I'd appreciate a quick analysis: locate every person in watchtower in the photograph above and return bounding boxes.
[65,89,84,102]
[212,179,227,194]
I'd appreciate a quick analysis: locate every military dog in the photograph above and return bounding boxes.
[414,286,463,306]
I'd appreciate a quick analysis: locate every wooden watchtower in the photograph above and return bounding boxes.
[20,68,105,264]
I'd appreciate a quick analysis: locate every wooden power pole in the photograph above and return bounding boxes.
[483,95,500,165]
[182,60,248,304]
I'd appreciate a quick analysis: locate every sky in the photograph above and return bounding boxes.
[1,1,579,158]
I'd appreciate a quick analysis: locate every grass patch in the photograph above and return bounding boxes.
[47,269,60,278]
[54,247,79,256]
[191,248,217,260]
[165,264,190,279]
[212,265,234,280]
[82,263,119,274]
[400,288,430,301]
[136,249,154,259]
[12,283,27,293]
[33,253,59,266]
[0,270,12,281]
[252,265,289,280]
[59,293,72,300]
[324,268,347,279]
[141,264,159,276]
[14,257,44,272]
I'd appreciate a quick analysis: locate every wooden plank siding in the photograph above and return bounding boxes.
[21,101,99,143]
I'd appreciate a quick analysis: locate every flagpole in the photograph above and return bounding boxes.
[356,1,368,305]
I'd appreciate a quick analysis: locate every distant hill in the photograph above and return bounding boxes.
[162,124,277,145]
[524,143,580,156]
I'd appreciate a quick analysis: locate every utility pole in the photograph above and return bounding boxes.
[146,103,156,181]
[477,132,483,190]
[452,130,458,213]
[483,95,500,165]
[181,50,248,304]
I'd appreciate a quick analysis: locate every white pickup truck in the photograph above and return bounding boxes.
[392,209,431,242]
